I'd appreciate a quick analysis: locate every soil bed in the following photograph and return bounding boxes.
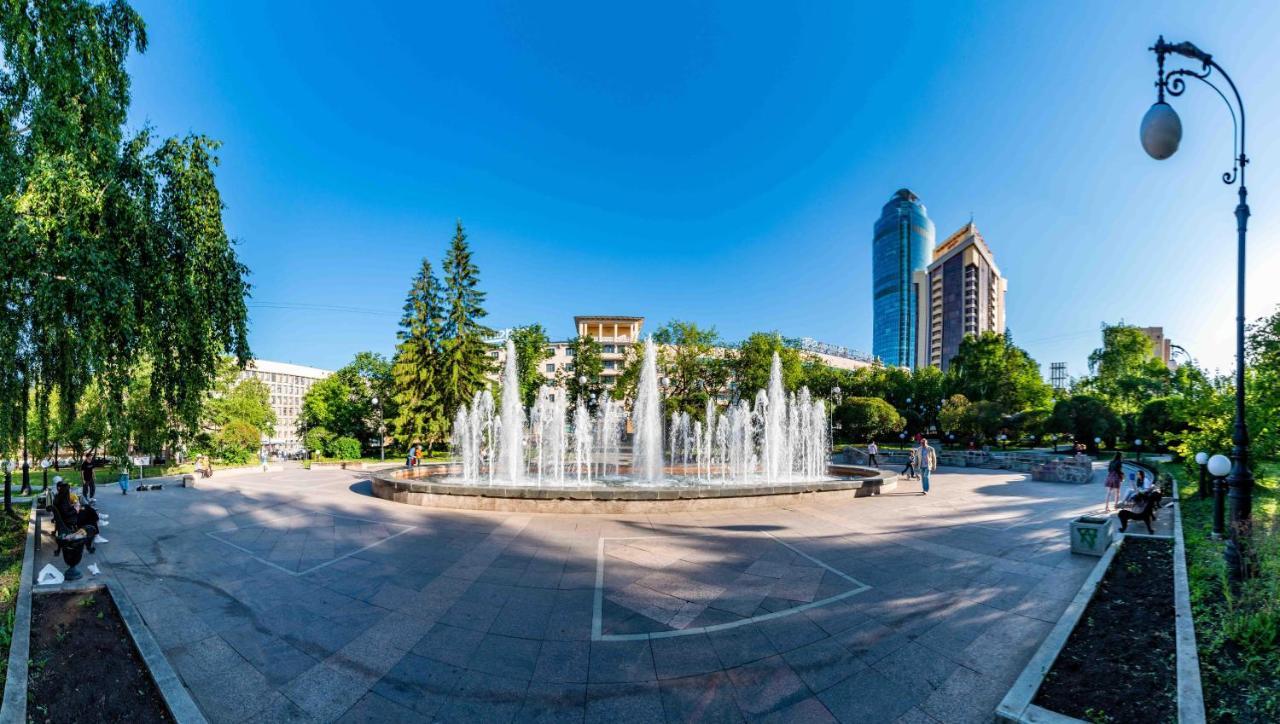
[1035,537,1176,722]
[27,590,172,724]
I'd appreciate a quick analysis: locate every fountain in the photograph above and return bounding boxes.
[374,336,893,511]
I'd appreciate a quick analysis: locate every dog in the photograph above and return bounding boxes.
[1117,487,1163,534]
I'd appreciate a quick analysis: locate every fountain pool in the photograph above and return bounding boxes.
[370,337,895,512]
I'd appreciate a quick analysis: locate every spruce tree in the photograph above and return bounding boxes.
[439,221,493,420]
[392,258,447,450]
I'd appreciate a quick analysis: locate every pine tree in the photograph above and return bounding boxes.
[392,258,448,449]
[439,221,494,420]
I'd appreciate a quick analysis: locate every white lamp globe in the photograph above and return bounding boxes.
[1195,452,1208,466]
[1094,437,1102,444]
[1135,438,1142,446]
[1141,101,1182,160]
[1207,454,1232,477]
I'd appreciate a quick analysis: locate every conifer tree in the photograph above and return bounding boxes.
[392,258,447,449]
[439,221,493,420]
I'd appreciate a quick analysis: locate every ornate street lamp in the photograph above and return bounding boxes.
[1195,451,1209,499]
[1207,453,1232,540]
[1144,37,1253,579]
[1134,438,1143,463]
[372,396,385,463]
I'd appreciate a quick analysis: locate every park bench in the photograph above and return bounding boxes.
[36,493,94,581]
[1117,486,1164,534]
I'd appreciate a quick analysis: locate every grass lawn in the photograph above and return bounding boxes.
[1162,459,1280,722]
[0,504,29,691]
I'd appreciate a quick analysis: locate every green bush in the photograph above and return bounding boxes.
[329,436,360,461]
[214,420,260,464]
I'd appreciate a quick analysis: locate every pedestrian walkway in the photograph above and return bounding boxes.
[33,465,1104,722]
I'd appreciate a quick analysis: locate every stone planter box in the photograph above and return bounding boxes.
[1070,515,1114,557]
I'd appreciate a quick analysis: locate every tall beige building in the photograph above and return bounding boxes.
[1139,326,1176,370]
[239,359,333,453]
[914,222,1007,370]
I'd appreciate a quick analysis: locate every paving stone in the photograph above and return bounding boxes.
[520,680,587,723]
[412,623,487,667]
[469,632,543,679]
[585,681,665,723]
[817,667,920,723]
[435,670,529,723]
[281,662,376,721]
[833,618,911,665]
[755,695,838,724]
[724,655,811,716]
[756,611,828,653]
[370,652,461,717]
[918,665,1008,724]
[658,672,743,723]
[534,639,591,683]
[336,691,429,723]
[589,639,656,683]
[707,623,777,668]
[781,636,868,693]
[871,641,959,703]
[651,632,723,680]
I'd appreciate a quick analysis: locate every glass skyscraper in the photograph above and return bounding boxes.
[872,189,934,368]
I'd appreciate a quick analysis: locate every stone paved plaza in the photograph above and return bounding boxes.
[37,464,1108,722]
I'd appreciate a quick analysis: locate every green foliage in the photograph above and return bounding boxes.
[731,332,806,401]
[946,332,1052,414]
[1048,395,1122,451]
[562,335,605,414]
[1248,307,1280,460]
[833,397,903,443]
[213,420,259,464]
[392,258,447,449]
[612,321,728,418]
[438,220,493,423]
[0,0,249,473]
[1083,323,1172,416]
[303,426,332,456]
[509,324,553,409]
[204,372,275,439]
[328,436,360,461]
[300,352,392,455]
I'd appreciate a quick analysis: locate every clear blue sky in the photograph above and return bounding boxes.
[125,1,1280,378]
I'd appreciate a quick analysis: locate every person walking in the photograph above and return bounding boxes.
[259,448,269,472]
[867,440,880,468]
[901,447,918,480]
[79,451,96,504]
[1103,452,1123,511]
[919,438,936,495]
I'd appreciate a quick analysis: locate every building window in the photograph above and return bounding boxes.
[490,351,500,359]
[566,348,575,357]
[603,361,616,370]
[603,345,616,353]
[545,363,555,373]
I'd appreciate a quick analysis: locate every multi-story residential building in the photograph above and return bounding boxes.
[491,316,645,393]
[913,221,1007,371]
[872,188,936,368]
[239,359,333,453]
[1139,326,1177,370]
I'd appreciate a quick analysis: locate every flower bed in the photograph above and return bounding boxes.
[1034,537,1176,721]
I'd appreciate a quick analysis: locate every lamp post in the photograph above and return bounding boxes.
[1134,438,1143,464]
[1195,451,1209,499]
[1208,454,1232,539]
[372,396,385,463]
[1143,37,1253,579]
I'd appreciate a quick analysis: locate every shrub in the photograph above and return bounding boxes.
[329,436,361,461]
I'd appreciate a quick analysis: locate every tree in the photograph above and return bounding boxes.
[438,221,494,422]
[392,258,447,449]
[834,397,904,444]
[562,335,605,414]
[509,325,553,410]
[1048,395,1123,452]
[303,352,394,455]
[946,332,1052,414]
[1084,323,1172,415]
[1,0,251,510]
[1246,306,1280,459]
[611,321,728,418]
[731,333,806,401]
[203,374,275,452]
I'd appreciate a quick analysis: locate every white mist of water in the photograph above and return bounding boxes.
[631,337,664,481]
[497,339,525,482]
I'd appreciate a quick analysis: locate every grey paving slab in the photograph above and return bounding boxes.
[86,465,1103,722]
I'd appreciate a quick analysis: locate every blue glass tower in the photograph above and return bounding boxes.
[872,189,935,368]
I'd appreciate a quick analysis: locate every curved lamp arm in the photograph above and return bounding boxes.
[1152,36,1247,186]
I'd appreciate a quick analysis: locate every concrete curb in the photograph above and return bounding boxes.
[0,506,37,723]
[1171,471,1207,723]
[995,533,1126,723]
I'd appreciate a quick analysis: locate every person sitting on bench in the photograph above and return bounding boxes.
[1118,483,1164,534]
[52,479,100,552]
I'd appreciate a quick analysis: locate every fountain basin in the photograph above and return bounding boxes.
[369,463,897,513]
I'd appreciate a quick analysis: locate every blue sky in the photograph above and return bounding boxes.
[126,1,1280,378]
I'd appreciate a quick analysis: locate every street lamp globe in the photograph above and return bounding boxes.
[1207,454,1232,477]
[1134,438,1142,447]
[371,396,378,406]
[1140,101,1182,160]
[1195,451,1208,466]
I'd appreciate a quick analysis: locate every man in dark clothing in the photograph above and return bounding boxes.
[80,452,96,503]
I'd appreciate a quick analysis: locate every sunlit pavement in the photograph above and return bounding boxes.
[41,464,1107,723]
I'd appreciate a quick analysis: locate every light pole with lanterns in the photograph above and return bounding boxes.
[372,396,385,463]
[1195,451,1209,499]
[1207,453,1232,540]
[1141,37,1253,579]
